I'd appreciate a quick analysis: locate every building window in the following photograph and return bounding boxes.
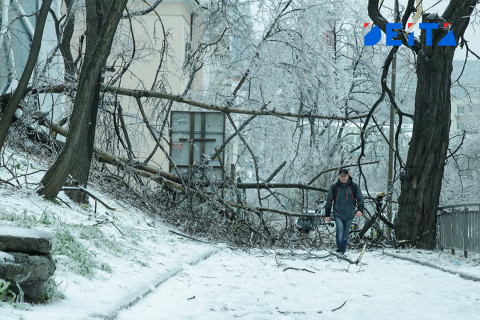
[457,106,464,115]
[184,28,191,64]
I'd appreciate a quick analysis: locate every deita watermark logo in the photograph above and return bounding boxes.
[364,22,457,47]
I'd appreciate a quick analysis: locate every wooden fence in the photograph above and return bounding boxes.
[437,203,480,258]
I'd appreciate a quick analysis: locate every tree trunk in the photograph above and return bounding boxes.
[39,0,128,199]
[0,0,53,149]
[66,79,101,203]
[394,2,477,248]
[66,0,105,203]
[395,47,455,248]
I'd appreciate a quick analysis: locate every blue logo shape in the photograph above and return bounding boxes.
[386,23,402,46]
[364,25,382,46]
[419,23,439,46]
[408,32,415,46]
[363,22,457,47]
[438,30,456,46]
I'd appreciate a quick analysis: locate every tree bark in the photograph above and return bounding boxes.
[395,47,454,247]
[393,1,478,248]
[0,0,53,150]
[367,0,477,248]
[66,0,105,203]
[66,78,101,203]
[56,0,77,81]
[39,0,128,199]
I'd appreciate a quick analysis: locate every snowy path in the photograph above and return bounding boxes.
[100,247,219,319]
[1,151,478,320]
[116,249,480,320]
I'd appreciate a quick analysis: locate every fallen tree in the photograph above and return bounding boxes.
[33,114,326,219]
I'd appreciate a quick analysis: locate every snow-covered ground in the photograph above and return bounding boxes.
[1,150,480,319]
[117,248,480,320]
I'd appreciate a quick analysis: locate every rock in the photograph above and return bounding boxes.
[0,226,56,301]
[0,251,15,262]
[0,226,54,254]
[0,252,56,300]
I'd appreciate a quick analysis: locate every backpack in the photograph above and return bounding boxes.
[330,180,359,206]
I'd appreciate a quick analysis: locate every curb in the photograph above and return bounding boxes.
[91,248,219,319]
[383,252,480,282]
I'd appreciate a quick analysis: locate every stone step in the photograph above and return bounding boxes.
[0,226,56,301]
[0,251,56,300]
[0,226,54,254]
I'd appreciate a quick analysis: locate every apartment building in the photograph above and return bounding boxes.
[1,1,202,170]
[451,59,480,132]
[0,0,61,104]
[111,1,200,171]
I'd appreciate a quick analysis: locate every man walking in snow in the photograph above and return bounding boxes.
[325,168,364,254]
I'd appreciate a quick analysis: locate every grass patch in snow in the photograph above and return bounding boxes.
[38,278,66,304]
[53,229,99,277]
[0,279,17,304]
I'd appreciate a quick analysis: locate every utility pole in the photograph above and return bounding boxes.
[387,58,396,239]
[386,0,399,239]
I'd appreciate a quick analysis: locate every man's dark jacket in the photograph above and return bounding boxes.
[325,177,365,220]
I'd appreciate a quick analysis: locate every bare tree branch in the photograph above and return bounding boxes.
[101,84,368,120]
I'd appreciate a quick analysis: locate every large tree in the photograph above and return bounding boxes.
[368,0,478,248]
[39,0,128,199]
